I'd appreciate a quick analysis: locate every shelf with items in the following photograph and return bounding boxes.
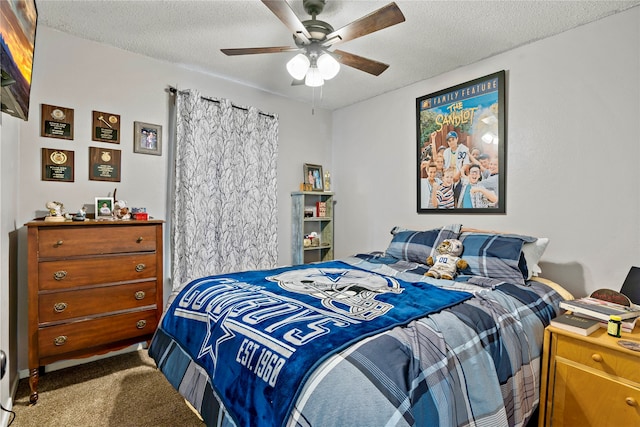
[291,191,333,265]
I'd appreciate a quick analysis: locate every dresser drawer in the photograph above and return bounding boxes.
[39,281,157,323]
[555,334,640,384]
[38,253,157,290]
[38,225,157,258]
[38,309,158,359]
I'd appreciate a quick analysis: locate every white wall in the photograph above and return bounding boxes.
[332,7,640,299]
[0,114,21,426]
[10,26,333,374]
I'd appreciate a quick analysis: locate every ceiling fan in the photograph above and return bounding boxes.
[221,0,405,87]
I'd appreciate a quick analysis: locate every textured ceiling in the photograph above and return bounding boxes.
[37,0,640,110]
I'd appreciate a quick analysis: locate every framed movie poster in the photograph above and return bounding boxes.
[416,70,506,214]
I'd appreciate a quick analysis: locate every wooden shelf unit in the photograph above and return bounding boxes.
[291,191,334,265]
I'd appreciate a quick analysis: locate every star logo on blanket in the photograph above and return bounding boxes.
[267,268,403,321]
[198,310,236,374]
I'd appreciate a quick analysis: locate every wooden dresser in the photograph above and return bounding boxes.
[26,220,164,404]
[538,325,640,426]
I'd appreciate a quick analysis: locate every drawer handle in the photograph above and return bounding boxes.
[134,291,146,300]
[53,302,67,313]
[626,397,638,407]
[136,320,147,329]
[135,263,146,272]
[55,240,64,247]
[136,237,144,243]
[53,270,67,281]
[591,353,603,362]
[54,336,67,346]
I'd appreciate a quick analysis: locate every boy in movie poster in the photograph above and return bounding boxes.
[416,71,505,213]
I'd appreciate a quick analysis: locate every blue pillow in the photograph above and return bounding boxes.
[458,232,529,285]
[386,224,461,264]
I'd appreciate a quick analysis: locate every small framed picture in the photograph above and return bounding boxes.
[303,163,324,192]
[95,197,114,219]
[133,121,162,155]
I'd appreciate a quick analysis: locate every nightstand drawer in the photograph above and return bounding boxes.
[39,281,157,323]
[556,334,640,384]
[551,358,640,425]
[38,225,157,258]
[38,309,158,359]
[39,253,157,290]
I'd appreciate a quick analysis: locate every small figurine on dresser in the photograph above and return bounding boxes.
[72,206,87,221]
[44,201,66,222]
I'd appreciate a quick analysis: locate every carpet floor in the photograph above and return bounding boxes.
[10,350,204,427]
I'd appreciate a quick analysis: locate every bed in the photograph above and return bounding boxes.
[148,224,569,427]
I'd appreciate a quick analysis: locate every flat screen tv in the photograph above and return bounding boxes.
[1,0,37,121]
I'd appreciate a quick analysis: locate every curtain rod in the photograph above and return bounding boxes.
[167,86,275,118]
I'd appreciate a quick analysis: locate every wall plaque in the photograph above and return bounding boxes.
[41,104,74,139]
[41,148,74,182]
[89,147,121,182]
[92,110,120,143]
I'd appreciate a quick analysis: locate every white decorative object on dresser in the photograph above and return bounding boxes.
[291,191,333,264]
[26,219,164,404]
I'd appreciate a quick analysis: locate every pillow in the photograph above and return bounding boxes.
[458,232,528,285]
[521,237,549,279]
[386,224,461,264]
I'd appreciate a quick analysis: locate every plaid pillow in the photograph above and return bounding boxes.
[385,224,461,264]
[458,232,531,285]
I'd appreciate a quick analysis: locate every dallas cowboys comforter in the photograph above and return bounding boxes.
[148,253,564,427]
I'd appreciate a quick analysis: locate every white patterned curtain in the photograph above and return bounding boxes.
[170,90,278,289]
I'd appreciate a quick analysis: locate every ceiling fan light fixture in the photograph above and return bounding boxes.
[305,66,324,87]
[286,53,311,80]
[317,53,340,80]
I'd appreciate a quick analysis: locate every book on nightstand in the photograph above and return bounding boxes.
[550,313,600,336]
[559,297,640,321]
[576,314,639,333]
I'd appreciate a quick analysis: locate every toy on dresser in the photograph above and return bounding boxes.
[425,239,468,280]
[44,201,66,222]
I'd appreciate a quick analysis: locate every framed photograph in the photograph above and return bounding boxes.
[95,197,114,219]
[416,70,506,214]
[303,163,324,192]
[134,121,162,155]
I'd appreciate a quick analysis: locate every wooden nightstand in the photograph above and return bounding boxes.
[539,324,640,426]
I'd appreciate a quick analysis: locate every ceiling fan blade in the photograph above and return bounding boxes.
[221,46,299,56]
[262,0,312,41]
[324,2,405,46]
[334,49,389,76]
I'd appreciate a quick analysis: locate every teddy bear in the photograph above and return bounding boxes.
[425,238,468,280]
[113,200,131,220]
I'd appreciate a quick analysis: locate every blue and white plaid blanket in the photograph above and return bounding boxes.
[149,253,564,427]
